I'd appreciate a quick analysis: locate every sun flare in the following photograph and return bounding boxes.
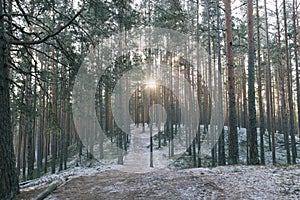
[144,80,157,89]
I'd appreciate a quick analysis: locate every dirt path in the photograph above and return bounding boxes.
[118,125,169,173]
[120,127,153,173]
[15,165,300,199]
[46,170,225,200]
[44,166,300,200]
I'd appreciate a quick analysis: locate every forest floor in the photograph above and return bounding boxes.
[14,125,300,199]
[15,165,300,200]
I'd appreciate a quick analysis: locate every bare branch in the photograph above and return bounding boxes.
[15,0,31,26]
[10,9,82,45]
[26,45,69,68]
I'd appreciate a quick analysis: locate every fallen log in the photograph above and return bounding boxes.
[34,181,58,200]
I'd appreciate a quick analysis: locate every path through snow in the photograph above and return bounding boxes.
[118,124,169,173]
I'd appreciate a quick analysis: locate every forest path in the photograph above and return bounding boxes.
[122,125,153,172]
[45,170,225,200]
[119,124,167,173]
[43,165,300,200]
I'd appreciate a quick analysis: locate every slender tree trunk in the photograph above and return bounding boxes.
[264,0,275,164]
[26,14,35,179]
[283,0,297,164]
[44,84,50,174]
[37,74,44,178]
[292,0,299,155]
[17,109,24,176]
[256,0,265,164]
[224,0,239,164]
[59,64,67,171]
[247,0,259,164]
[276,0,290,164]
[241,57,247,129]
[25,68,34,181]
[17,84,25,177]
[22,86,27,178]
[51,49,58,173]
[99,82,104,159]
[216,0,225,166]
[64,102,70,170]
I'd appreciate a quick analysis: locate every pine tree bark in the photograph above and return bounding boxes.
[292,0,299,158]
[224,0,239,164]
[247,0,259,164]
[44,84,50,174]
[0,0,19,198]
[283,0,297,164]
[17,87,25,176]
[37,75,45,178]
[241,57,247,129]
[17,110,24,176]
[25,63,34,180]
[276,0,290,164]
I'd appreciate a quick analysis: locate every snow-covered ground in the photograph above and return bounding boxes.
[235,127,300,165]
[15,124,300,199]
[40,165,300,199]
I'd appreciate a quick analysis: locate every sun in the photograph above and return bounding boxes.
[144,79,157,89]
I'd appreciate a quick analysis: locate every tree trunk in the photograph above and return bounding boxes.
[247,0,259,165]
[276,0,290,164]
[217,0,225,166]
[296,0,300,137]
[99,82,104,159]
[25,65,34,180]
[0,0,19,198]
[241,57,247,129]
[44,85,50,174]
[51,49,58,173]
[264,0,275,164]
[256,0,265,164]
[37,72,45,178]
[17,89,25,176]
[283,0,297,164]
[224,0,239,164]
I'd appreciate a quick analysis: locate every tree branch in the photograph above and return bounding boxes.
[15,0,31,26]
[9,9,82,45]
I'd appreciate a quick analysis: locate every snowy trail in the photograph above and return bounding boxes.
[42,165,300,200]
[118,124,168,173]
[121,126,153,172]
